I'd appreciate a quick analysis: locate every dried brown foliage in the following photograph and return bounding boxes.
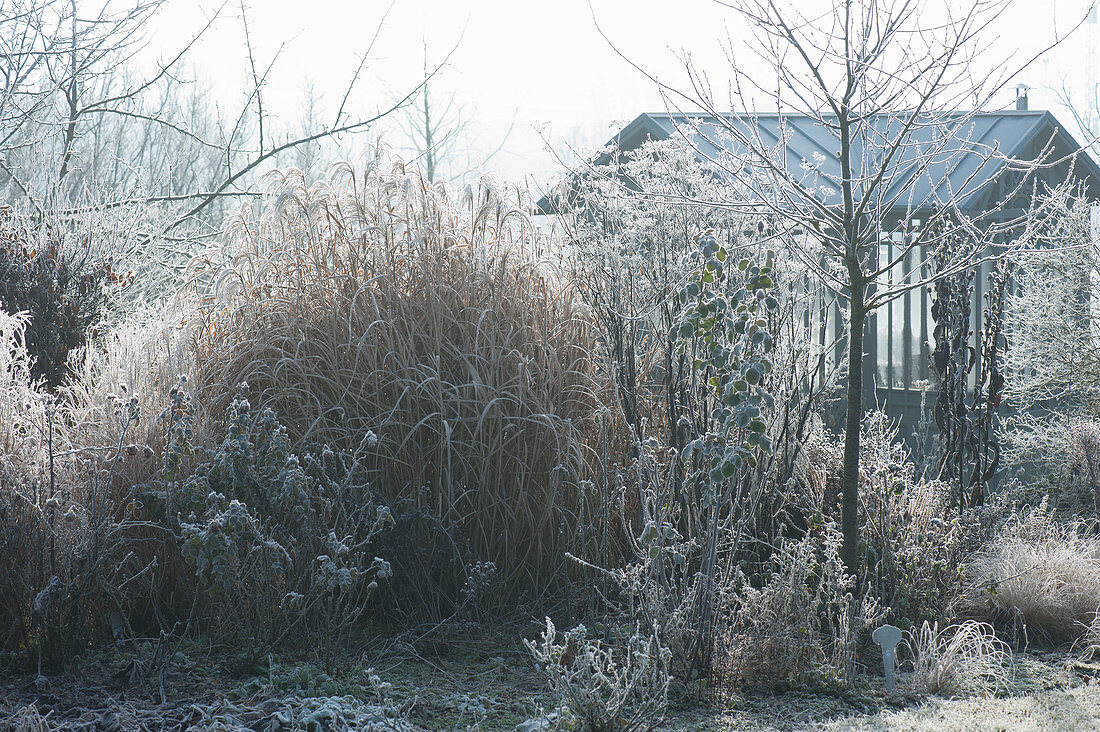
[189,157,609,597]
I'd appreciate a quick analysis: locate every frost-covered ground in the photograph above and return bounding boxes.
[3,633,1100,731]
[825,687,1100,732]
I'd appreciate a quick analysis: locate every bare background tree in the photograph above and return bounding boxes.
[0,0,435,279]
[399,39,514,185]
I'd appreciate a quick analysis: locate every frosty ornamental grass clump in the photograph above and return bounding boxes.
[189,157,607,598]
[907,620,1013,698]
[968,501,1100,642]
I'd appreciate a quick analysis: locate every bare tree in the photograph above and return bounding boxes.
[0,0,444,308]
[400,39,514,184]
[0,1,434,229]
[401,42,462,184]
[0,1,221,202]
[607,0,1083,572]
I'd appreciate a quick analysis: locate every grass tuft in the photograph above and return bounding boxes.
[967,502,1100,642]
[907,620,1012,698]
[189,155,608,598]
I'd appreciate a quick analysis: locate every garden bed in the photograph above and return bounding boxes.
[4,630,1099,731]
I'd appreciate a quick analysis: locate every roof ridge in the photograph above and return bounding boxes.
[645,110,1049,119]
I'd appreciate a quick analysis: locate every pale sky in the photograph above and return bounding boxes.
[146,0,1100,192]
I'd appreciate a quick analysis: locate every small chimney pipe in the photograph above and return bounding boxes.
[1016,84,1029,111]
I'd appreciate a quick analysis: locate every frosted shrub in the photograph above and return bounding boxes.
[717,524,884,690]
[551,136,752,445]
[606,239,856,693]
[1000,193,1100,472]
[858,412,966,628]
[146,386,393,658]
[0,205,127,389]
[0,342,150,666]
[0,312,202,668]
[526,618,671,732]
[0,308,47,469]
[1066,420,1100,516]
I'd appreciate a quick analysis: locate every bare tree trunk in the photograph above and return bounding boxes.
[58,0,79,185]
[421,51,435,183]
[841,277,866,574]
